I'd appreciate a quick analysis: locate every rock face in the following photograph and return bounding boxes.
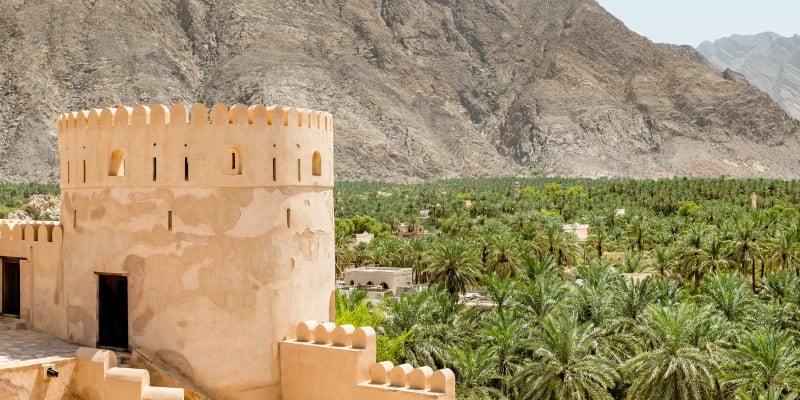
[5,194,60,221]
[1,0,799,182]
[699,32,800,121]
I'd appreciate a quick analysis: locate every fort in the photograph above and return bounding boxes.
[0,104,454,399]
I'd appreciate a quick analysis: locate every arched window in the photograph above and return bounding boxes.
[223,147,242,175]
[312,151,322,177]
[108,150,125,176]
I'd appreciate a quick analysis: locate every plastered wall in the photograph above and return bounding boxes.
[280,321,455,400]
[57,104,335,399]
[0,220,66,336]
[0,359,76,400]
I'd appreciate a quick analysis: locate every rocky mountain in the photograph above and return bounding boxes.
[1,0,799,182]
[698,32,800,121]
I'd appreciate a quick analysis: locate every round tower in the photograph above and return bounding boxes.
[57,103,335,399]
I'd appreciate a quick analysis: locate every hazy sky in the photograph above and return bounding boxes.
[597,0,799,47]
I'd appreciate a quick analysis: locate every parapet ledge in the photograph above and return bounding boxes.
[0,219,62,243]
[365,361,454,395]
[59,103,332,133]
[293,320,375,350]
[289,321,455,397]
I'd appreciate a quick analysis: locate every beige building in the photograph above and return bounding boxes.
[0,104,454,399]
[344,267,413,292]
[562,222,589,242]
[393,223,427,239]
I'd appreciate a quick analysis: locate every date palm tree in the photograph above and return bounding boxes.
[724,327,800,397]
[425,238,482,295]
[728,219,762,292]
[697,271,756,324]
[484,233,522,278]
[624,304,722,400]
[513,313,619,400]
[765,229,800,274]
[451,345,505,400]
[535,225,581,267]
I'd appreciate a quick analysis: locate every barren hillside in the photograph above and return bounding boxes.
[0,0,798,182]
[699,32,800,121]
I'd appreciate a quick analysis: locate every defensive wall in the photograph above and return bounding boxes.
[0,220,65,337]
[0,103,455,400]
[54,103,335,399]
[280,320,455,400]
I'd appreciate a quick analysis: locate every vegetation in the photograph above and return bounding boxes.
[0,182,59,219]
[334,177,800,399]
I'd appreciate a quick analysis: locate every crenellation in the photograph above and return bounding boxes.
[0,220,63,245]
[408,367,433,390]
[57,103,333,189]
[282,320,454,399]
[169,104,188,124]
[313,321,337,344]
[250,104,268,127]
[229,103,249,125]
[210,103,228,125]
[190,104,207,125]
[270,105,285,127]
[296,320,319,342]
[24,224,36,241]
[132,105,150,125]
[87,108,100,128]
[429,369,455,394]
[389,364,414,387]
[11,223,23,241]
[99,107,113,128]
[0,222,9,240]
[351,327,375,350]
[332,324,355,347]
[370,361,393,384]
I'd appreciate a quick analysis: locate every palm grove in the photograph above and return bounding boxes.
[333,177,800,400]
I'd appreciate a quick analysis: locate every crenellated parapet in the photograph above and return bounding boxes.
[0,219,63,244]
[280,320,455,400]
[57,104,333,190]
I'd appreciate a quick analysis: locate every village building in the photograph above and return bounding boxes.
[562,222,589,242]
[393,223,427,239]
[344,267,413,293]
[0,104,454,400]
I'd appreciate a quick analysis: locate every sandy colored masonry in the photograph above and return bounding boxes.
[0,103,455,399]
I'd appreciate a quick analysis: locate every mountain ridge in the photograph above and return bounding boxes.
[698,32,800,121]
[0,0,798,182]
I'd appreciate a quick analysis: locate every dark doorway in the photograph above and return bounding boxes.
[2,259,20,316]
[98,275,128,349]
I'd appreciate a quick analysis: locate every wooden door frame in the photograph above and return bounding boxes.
[96,272,129,350]
[1,257,22,317]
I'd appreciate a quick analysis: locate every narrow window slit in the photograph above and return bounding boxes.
[73,210,77,229]
[168,211,173,231]
[184,157,189,181]
[152,157,157,181]
[272,158,277,181]
[82,160,86,183]
[286,209,291,228]
[297,159,301,182]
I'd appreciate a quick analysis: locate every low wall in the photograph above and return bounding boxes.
[0,358,77,400]
[280,320,455,400]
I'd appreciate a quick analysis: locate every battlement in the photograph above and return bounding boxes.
[0,219,63,244]
[280,320,455,400]
[57,104,333,189]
